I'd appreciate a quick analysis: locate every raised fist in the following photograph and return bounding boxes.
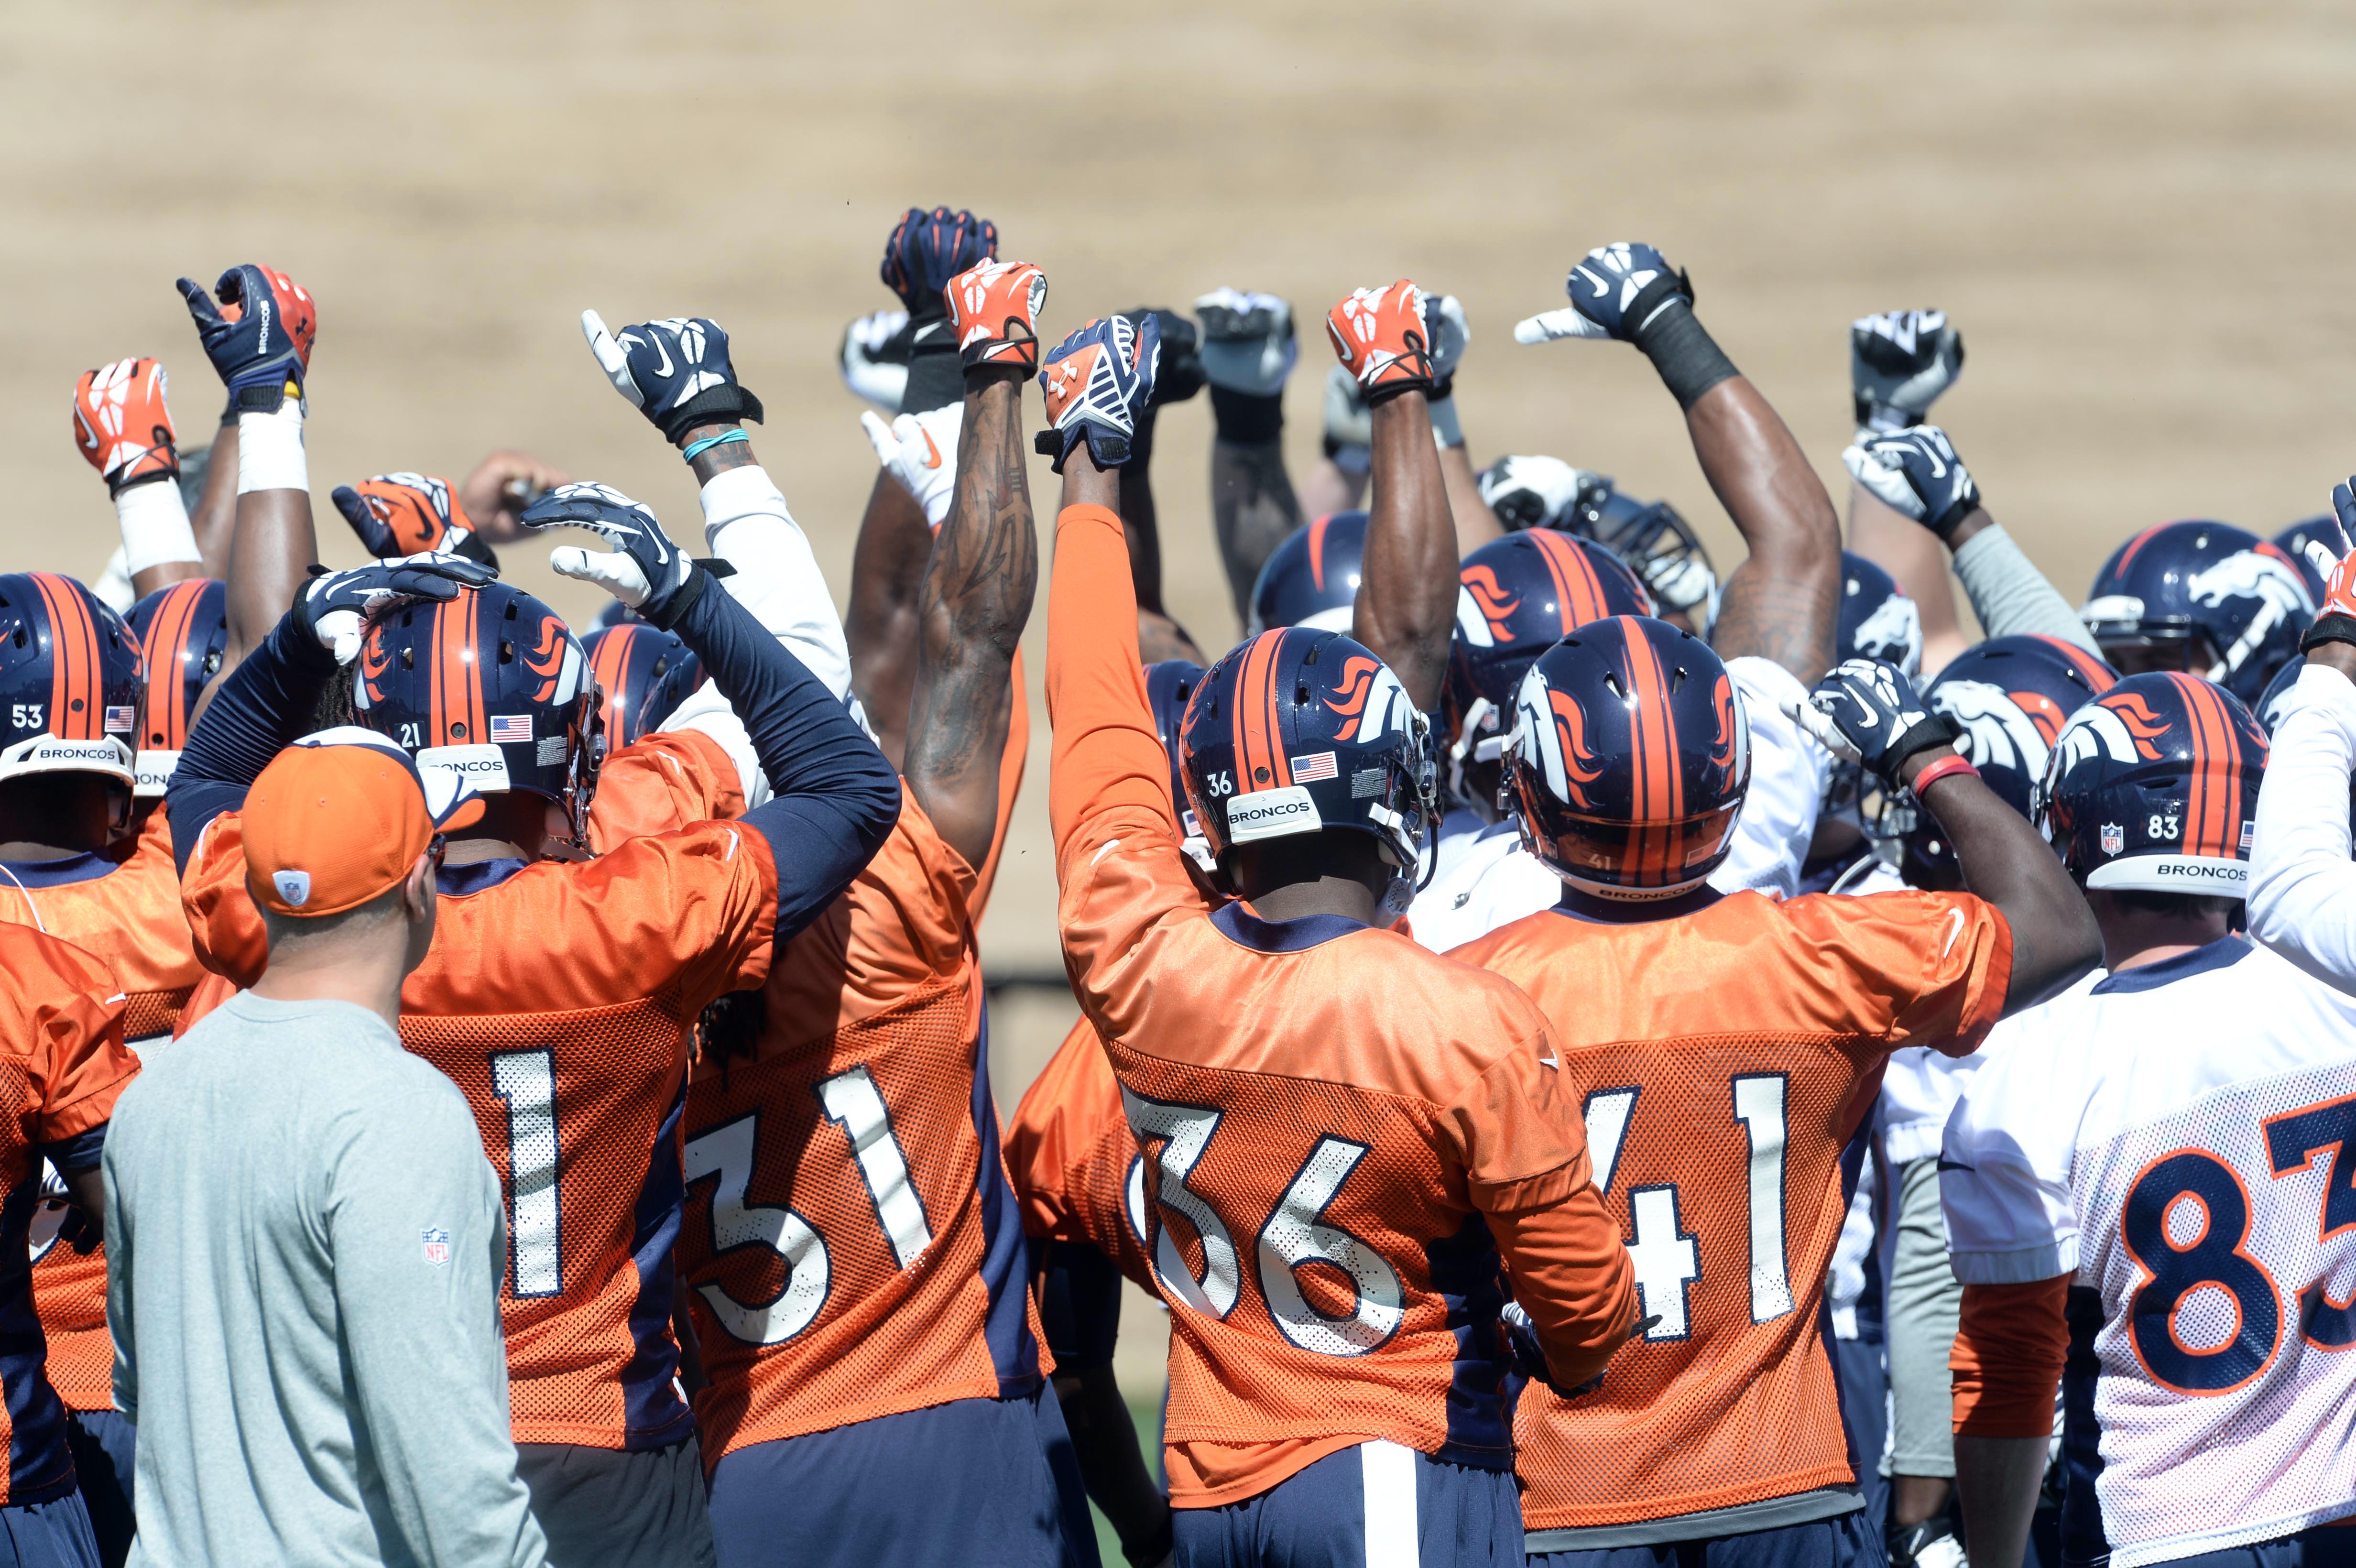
[580,313,764,444]
[332,474,495,566]
[1036,314,1161,473]
[947,260,1048,372]
[1851,310,1964,436]
[72,358,178,496]
[1426,294,1470,385]
[1326,281,1436,401]
[1194,289,1296,396]
[1842,425,1981,542]
[1124,308,1203,406]
[521,482,696,621]
[860,404,960,531]
[176,264,317,412]
[881,207,998,324]
[1515,243,1691,346]
[1788,658,1958,792]
[840,308,911,411]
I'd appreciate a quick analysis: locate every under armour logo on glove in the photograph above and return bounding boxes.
[579,311,764,443]
[176,264,318,412]
[947,260,1049,372]
[881,206,998,322]
[1515,242,1692,346]
[72,358,179,495]
[1036,314,1161,473]
[521,482,699,622]
[297,553,496,666]
[1851,309,1965,435]
[1842,425,1981,542]
[1325,281,1436,401]
[1787,657,1958,791]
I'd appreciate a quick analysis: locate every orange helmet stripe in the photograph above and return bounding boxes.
[1619,625,1684,882]
[590,625,638,738]
[2171,673,2238,859]
[32,573,100,740]
[2111,525,2167,579]
[429,596,488,747]
[1530,530,1610,633]
[141,578,206,750]
[2034,635,2116,695]
[1307,516,1332,594]
[1230,632,1291,794]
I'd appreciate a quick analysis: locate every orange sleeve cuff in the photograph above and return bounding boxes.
[1953,1277,2070,1437]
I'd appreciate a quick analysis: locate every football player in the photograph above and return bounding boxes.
[1465,238,2102,1566]
[578,621,703,756]
[0,923,140,1568]
[2080,520,2312,703]
[1942,672,2356,1568]
[168,305,900,1565]
[675,260,1093,1568]
[1839,310,1971,674]
[1047,288,1637,1566]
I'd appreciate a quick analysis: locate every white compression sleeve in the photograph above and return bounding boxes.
[235,403,306,495]
[2247,664,2356,992]
[1949,523,2100,653]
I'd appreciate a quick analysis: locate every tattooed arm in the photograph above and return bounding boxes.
[1690,374,1841,685]
[1352,388,1459,711]
[903,365,1039,872]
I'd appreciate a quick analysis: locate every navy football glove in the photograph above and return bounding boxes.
[1515,242,1692,346]
[296,553,496,665]
[1124,308,1203,406]
[1788,658,1959,792]
[522,482,703,626]
[1501,1300,1653,1400]
[881,206,999,325]
[1842,425,1981,542]
[1036,314,1161,472]
[176,264,318,413]
[1851,310,1964,436]
[579,313,765,445]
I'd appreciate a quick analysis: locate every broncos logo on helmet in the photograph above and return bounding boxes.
[1511,675,1608,810]
[1326,655,1412,743]
[2081,521,2313,704]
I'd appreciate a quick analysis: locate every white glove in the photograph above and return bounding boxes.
[860,404,962,531]
[1193,288,1297,396]
[1322,365,1372,472]
[840,309,910,411]
[1427,293,1470,381]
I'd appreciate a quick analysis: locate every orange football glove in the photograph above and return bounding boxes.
[330,473,495,566]
[1327,281,1437,401]
[946,260,1047,372]
[72,358,179,496]
[2300,483,2356,653]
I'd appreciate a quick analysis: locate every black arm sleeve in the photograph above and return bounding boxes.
[1039,1240,1124,1372]
[665,569,902,942]
[166,615,337,878]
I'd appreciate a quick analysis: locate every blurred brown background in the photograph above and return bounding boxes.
[7,0,2354,1397]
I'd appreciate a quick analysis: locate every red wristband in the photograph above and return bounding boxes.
[1909,754,1979,796]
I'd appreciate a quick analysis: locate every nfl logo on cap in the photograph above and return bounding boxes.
[421,1227,451,1266]
[2100,823,2124,856]
[273,870,312,907]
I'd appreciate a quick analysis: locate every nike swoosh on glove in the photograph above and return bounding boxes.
[177,264,318,413]
[1842,425,1980,542]
[1515,242,1691,346]
[522,482,699,625]
[860,404,962,531]
[840,308,912,411]
[1499,1300,1633,1400]
[580,312,765,443]
[1852,309,1964,436]
[332,474,496,567]
[1785,657,1958,791]
[297,553,496,666]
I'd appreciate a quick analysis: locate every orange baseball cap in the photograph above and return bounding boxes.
[242,727,486,917]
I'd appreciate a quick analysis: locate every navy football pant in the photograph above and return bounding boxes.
[2164,1524,2356,1567]
[1171,1440,1521,1568]
[0,1490,97,1568]
[515,1435,714,1568]
[1528,1507,1883,1568]
[60,1413,131,1568]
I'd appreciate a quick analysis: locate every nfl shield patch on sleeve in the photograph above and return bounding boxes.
[421,1227,451,1266]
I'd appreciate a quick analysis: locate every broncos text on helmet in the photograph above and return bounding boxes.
[581,621,703,752]
[1178,628,1433,915]
[353,581,601,849]
[1442,530,1652,814]
[1247,511,1367,635]
[0,573,142,791]
[1144,658,1214,875]
[1901,634,2117,886]
[2274,514,2353,610]
[2035,670,2267,899]
[126,577,227,799]
[2079,521,2314,704]
[1504,615,1750,901]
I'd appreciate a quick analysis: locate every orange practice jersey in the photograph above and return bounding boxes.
[0,809,201,1411]
[1005,1015,1154,1292]
[679,790,1049,1461]
[1450,890,2011,1536]
[0,925,138,1504]
[1045,501,1636,1508]
[587,730,747,851]
[180,740,779,1451]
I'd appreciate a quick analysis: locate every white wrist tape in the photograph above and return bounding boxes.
[236,402,307,495]
[114,478,202,578]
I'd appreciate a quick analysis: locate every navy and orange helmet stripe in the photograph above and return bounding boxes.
[1527,529,1612,633]
[427,594,488,747]
[30,572,105,740]
[137,578,210,750]
[1230,631,1292,791]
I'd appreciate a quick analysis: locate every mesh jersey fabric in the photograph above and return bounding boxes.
[0,924,137,1504]
[1006,1015,1155,1291]
[1449,887,2011,1535]
[0,809,200,1412]
[179,745,778,1451]
[679,791,1049,1462]
[1942,938,2356,1568]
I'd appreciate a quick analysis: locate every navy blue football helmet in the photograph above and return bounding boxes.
[353,582,600,848]
[126,577,228,797]
[2255,654,2305,737]
[581,622,703,751]
[2274,514,2351,609]
[1248,512,1368,635]
[1178,628,1433,915]
[1443,530,1653,813]
[1575,486,1716,622]
[1901,635,2117,884]
[1144,658,1212,872]
[1503,615,1750,900]
[1838,552,1923,678]
[0,572,142,790]
[2080,521,2313,704]
[2035,671,2267,898]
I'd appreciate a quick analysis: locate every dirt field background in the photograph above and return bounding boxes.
[9,0,2356,1393]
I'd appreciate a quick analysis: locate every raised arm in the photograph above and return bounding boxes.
[1197,290,1305,627]
[1845,310,1974,672]
[1518,243,1839,683]
[1329,282,1458,710]
[1114,307,1207,664]
[72,357,206,600]
[900,259,1047,871]
[2249,529,2356,989]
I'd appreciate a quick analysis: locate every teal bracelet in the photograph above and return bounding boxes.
[682,429,748,463]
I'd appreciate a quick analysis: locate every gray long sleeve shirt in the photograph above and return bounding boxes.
[104,993,545,1568]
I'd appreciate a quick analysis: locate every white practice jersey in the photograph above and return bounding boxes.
[1942,938,2356,1568]
[1409,657,1827,953]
